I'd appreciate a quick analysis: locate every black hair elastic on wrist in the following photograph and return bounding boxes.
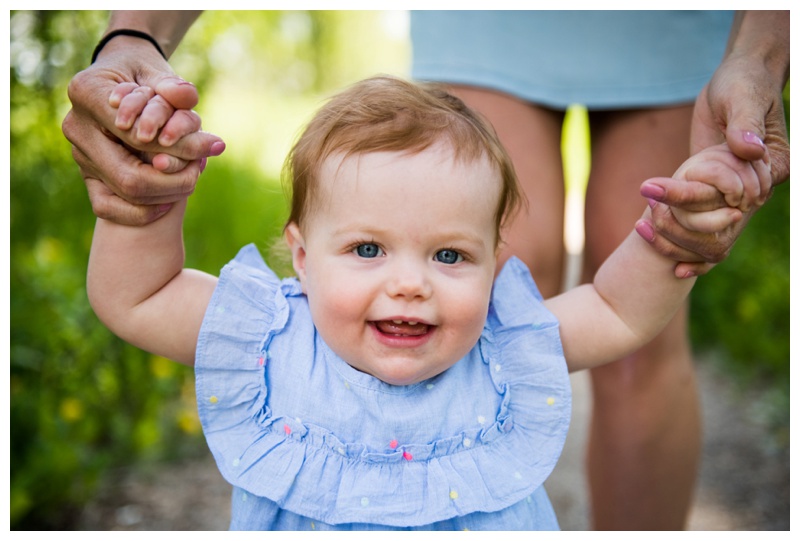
[91,29,167,64]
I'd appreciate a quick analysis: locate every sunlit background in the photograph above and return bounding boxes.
[9,10,789,530]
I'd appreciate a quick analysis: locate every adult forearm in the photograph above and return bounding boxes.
[727,11,789,86]
[105,11,202,59]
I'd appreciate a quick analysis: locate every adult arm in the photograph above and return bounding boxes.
[693,10,790,185]
[641,10,789,275]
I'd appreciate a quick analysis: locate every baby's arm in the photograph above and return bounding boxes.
[87,195,217,366]
[546,145,769,372]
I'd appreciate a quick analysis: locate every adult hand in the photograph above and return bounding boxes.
[62,36,225,225]
[639,177,755,278]
[692,11,789,188]
[638,144,771,278]
[691,58,789,189]
[642,11,789,275]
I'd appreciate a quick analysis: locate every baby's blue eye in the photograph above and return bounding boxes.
[355,243,383,258]
[435,249,463,264]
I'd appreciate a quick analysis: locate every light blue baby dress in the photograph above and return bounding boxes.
[195,244,571,530]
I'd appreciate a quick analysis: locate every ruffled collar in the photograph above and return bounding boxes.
[195,244,571,526]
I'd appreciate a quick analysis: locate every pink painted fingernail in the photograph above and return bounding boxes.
[647,198,657,209]
[640,183,666,201]
[199,157,208,173]
[743,131,766,149]
[158,204,173,213]
[682,270,697,279]
[210,141,226,156]
[635,220,655,242]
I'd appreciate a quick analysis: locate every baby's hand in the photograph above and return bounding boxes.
[671,143,771,215]
[637,144,771,278]
[109,82,204,172]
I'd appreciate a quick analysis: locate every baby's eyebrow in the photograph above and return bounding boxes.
[330,223,391,238]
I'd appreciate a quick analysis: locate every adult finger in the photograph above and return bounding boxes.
[640,177,726,212]
[84,176,173,226]
[70,133,200,205]
[635,218,722,264]
[646,203,743,263]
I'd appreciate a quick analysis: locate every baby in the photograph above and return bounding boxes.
[88,76,768,530]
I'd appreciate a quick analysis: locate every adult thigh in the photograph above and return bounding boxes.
[447,85,567,298]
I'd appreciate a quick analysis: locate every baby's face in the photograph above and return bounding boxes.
[286,143,501,386]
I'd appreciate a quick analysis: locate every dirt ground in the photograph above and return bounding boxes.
[77,356,789,531]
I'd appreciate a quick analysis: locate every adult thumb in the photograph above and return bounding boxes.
[722,105,768,163]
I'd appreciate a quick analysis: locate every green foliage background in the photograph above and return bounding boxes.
[9,10,789,530]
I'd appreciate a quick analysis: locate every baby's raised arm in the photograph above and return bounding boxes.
[546,144,769,372]
[87,196,217,366]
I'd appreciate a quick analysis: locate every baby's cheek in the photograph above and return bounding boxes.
[448,290,491,341]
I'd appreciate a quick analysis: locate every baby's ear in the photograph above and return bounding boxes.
[284,223,308,292]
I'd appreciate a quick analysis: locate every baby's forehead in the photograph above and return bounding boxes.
[307,146,500,223]
[317,144,497,184]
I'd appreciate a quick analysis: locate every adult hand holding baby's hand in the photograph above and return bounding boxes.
[637,144,771,278]
[62,37,224,226]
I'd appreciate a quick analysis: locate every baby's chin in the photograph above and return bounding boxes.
[344,356,456,387]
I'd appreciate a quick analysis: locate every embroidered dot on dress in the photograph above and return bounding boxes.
[209,395,218,404]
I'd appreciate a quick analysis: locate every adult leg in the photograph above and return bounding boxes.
[445,85,567,296]
[582,105,701,530]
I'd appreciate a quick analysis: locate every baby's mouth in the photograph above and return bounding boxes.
[373,320,432,337]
